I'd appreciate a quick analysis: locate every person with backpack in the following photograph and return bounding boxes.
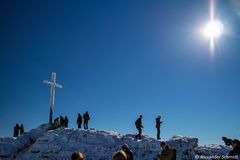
[83,111,90,129]
[156,116,163,140]
[135,115,143,140]
[77,113,83,129]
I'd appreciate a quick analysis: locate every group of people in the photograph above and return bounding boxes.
[71,139,240,160]
[77,111,90,129]
[135,115,163,140]
[13,123,24,137]
[52,111,91,130]
[71,141,175,160]
[53,116,69,129]
[71,143,134,160]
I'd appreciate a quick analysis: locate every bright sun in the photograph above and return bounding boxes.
[202,20,224,39]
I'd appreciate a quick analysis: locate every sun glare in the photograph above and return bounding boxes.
[203,20,224,39]
[200,0,225,53]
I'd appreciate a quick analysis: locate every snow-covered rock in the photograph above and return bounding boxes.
[0,124,50,159]
[15,129,161,160]
[0,124,233,160]
[167,135,198,160]
[194,144,232,160]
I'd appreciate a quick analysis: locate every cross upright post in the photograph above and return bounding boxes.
[43,72,62,124]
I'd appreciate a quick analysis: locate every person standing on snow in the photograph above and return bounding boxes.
[19,124,24,135]
[77,113,83,129]
[83,111,90,129]
[13,123,20,137]
[156,115,163,140]
[135,115,143,140]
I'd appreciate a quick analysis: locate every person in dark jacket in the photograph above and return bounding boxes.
[222,137,232,146]
[77,113,83,129]
[83,111,90,129]
[19,124,24,135]
[64,116,69,128]
[60,116,64,128]
[135,115,143,140]
[122,144,134,160]
[54,117,60,129]
[156,116,163,140]
[229,139,240,158]
[13,123,20,137]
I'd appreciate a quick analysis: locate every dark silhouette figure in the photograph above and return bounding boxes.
[229,139,240,158]
[19,124,24,135]
[122,144,134,160]
[13,124,20,137]
[135,115,143,140]
[77,113,83,129]
[156,116,163,140]
[83,111,90,129]
[222,137,232,146]
[60,116,64,128]
[64,116,69,128]
[54,117,60,129]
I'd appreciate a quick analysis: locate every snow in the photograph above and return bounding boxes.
[0,124,233,160]
[0,124,50,159]
[195,144,231,160]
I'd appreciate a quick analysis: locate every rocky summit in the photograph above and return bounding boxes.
[0,124,231,160]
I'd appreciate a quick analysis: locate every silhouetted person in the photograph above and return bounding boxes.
[122,144,134,160]
[77,113,83,129]
[19,124,24,135]
[156,116,163,140]
[64,116,69,128]
[54,117,59,129]
[83,111,90,129]
[135,115,143,140]
[229,139,240,158]
[222,137,232,146]
[13,123,20,137]
[60,116,64,128]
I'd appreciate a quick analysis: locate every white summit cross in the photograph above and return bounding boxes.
[43,72,63,124]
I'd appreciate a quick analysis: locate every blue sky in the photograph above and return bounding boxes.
[0,0,240,145]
